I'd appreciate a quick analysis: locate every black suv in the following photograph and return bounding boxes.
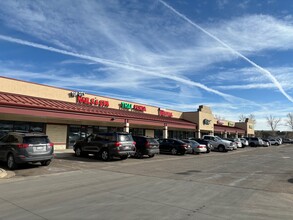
[132,135,160,158]
[0,132,54,170]
[158,138,188,155]
[73,132,136,161]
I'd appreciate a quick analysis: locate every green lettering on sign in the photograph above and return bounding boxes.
[121,102,132,109]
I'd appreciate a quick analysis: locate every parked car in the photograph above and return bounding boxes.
[222,138,238,150]
[262,139,270,147]
[283,138,293,144]
[202,135,234,152]
[244,137,264,147]
[269,138,280,146]
[190,138,213,153]
[275,137,283,145]
[132,135,160,158]
[73,132,136,161]
[158,138,188,155]
[182,139,207,154]
[0,132,54,170]
[240,138,249,147]
[233,138,243,148]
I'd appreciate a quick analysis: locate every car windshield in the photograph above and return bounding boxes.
[214,136,222,141]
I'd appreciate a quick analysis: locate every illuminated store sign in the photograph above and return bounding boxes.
[159,109,173,117]
[121,102,146,112]
[203,119,211,125]
[77,96,109,107]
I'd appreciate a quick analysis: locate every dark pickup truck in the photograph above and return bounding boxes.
[73,132,136,161]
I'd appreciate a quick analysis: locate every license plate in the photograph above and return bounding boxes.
[34,146,46,152]
[124,146,130,150]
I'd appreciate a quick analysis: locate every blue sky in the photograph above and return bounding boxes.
[0,0,293,131]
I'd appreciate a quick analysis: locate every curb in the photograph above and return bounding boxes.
[0,168,7,179]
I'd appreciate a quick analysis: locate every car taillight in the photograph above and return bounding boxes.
[114,142,122,147]
[197,145,205,148]
[48,143,54,148]
[181,144,187,149]
[145,141,150,148]
[18,143,29,148]
[133,141,136,146]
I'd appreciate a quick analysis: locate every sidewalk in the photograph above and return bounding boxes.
[0,168,7,179]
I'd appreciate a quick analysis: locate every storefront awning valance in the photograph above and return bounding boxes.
[214,124,245,134]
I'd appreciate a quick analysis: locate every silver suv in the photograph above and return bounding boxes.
[245,137,264,147]
[74,132,136,161]
[202,135,234,152]
[0,132,54,170]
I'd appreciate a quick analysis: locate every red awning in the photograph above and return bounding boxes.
[0,92,196,130]
[214,124,245,134]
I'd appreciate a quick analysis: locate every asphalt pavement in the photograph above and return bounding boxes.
[0,145,292,220]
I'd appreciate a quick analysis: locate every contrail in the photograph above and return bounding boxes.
[159,0,293,103]
[0,34,237,100]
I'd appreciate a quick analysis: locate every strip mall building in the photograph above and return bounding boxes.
[0,77,254,149]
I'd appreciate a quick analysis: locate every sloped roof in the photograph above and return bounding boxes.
[0,92,196,129]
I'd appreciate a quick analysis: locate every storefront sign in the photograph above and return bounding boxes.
[121,102,146,112]
[121,102,132,109]
[228,122,234,127]
[203,119,211,125]
[69,91,85,97]
[217,120,224,125]
[159,109,173,117]
[77,96,109,107]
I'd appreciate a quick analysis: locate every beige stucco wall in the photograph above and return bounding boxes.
[145,129,154,137]
[0,77,182,118]
[46,124,67,150]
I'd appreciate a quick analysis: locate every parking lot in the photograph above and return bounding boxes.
[0,145,293,219]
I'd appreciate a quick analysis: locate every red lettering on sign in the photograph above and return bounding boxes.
[99,100,109,107]
[133,105,146,112]
[159,110,173,117]
[77,96,109,108]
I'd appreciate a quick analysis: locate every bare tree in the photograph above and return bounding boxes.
[266,115,281,131]
[285,113,293,130]
[239,114,256,124]
[239,114,246,122]
[215,114,225,120]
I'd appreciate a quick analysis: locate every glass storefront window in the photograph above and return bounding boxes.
[0,121,45,138]
[29,123,45,132]
[0,121,13,137]
[154,129,163,139]
[129,128,145,136]
[13,122,30,132]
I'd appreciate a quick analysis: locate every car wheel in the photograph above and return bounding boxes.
[74,147,83,157]
[135,151,143,159]
[120,155,128,160]
[148,154,155,158]
[41,160,51,166]
[7,154,17,170]
[218,145,225,152]
[101,149,110,161]
[171,148,177,155]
